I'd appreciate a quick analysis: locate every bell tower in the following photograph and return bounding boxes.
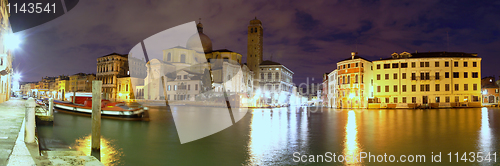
[247,17,263,87]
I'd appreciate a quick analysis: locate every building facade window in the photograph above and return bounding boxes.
[394,85,398,92]
[463,72,468,78]
[412,85,416,92]
[180,54,186,63]
[385,74,389,80]
[402,73,406,79]
[454,61,458,67]
[464,84,468,91]
[445,84,450,91]
[463,62,468,67]
[402,97,407,103]
[445,72,449,78]
[445,61,449,67]
[402,85,407,92]
[377,86,381,92]
[435,61,439,67]
[473,62,477,67]
[435,84,440,91]
[446,96,450,102]
[472,72,479,78]
[411,62,416,68]
[377,74,381,80]
[385,86,389,92]
[453,72,459,78]
[454,84,459,91]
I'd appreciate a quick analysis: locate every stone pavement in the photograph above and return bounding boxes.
[1,98,102,166]
[0,98,32,166]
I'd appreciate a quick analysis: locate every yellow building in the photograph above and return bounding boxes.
[372,52,482,108]
[56,76,70,100]
[336,52,373,108]
[116,76,133,102]
[69,73,95,92]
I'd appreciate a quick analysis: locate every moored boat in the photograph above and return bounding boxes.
[53,97,149,121]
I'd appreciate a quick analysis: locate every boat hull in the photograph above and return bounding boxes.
[53,101,149,121]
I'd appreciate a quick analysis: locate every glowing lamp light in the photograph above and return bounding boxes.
[118,93,123,97]
[348,93,355,99]
[4,33,22,50]
[13,73,22,81]
[482,90,487,95]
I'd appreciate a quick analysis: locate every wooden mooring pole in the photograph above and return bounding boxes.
[91,80,102,152]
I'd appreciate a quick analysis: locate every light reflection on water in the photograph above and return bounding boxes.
[246,107,309,165]
[41,106,500,165]
[478,108,493,157]
[343,110,361,165]
[71,134,123,166]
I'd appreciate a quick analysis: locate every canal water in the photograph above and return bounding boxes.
[38,107,500,165]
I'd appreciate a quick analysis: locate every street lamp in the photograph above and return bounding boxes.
[4,33,22,50]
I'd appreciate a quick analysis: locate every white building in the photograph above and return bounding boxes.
[258,60,294,106]
[327,69,338,108]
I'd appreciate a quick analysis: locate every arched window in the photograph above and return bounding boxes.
[250,28,253,33]
[126,84,129,91]
[255,28,257,33]
[180,54,186,63]
[167,53,171,61]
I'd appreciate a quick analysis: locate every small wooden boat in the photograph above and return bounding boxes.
[53,97,149,121]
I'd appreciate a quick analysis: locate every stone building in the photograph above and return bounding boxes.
[336,52,373,108]
[96,53,129,100]
[258,60,294,106]
[0,0,12,103]
[140,20,254,107]
[247,17,263,88]
[481,76,499,106]
[372,52,482,108]
[327,69,338,108]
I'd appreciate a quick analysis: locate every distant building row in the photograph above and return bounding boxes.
[323,51,486,109]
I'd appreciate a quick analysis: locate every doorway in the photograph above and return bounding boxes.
[422,96,428,104]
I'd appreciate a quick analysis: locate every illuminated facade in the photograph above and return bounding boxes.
[96,53,129,100]
[336,52,373,108]
[55,75,69,100]
[258,60,294,106]
[481,76,499,106]
[372,52,482,108]
[0,0,12,103]
[327,69,338,108]
[143,20,253,106]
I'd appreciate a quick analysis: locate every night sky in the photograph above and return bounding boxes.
[11,0,500,85]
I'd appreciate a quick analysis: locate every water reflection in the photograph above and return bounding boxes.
[478,108,493,153]
[72,134,123,166]
[246,107,309,165]
[343,110,361,165]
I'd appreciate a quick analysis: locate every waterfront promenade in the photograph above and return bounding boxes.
[0,98,102,166]
[0,98,35,166]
